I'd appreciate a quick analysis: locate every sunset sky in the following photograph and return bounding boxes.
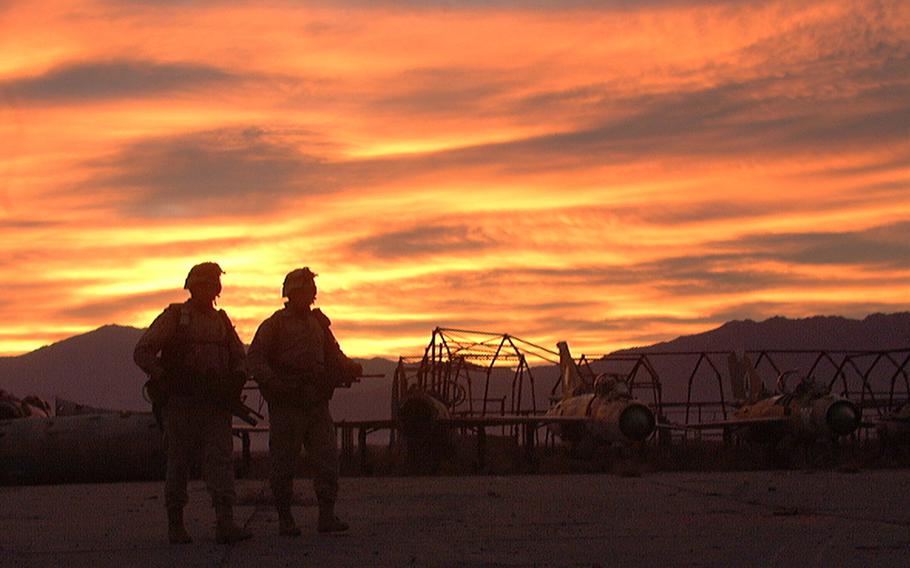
[1,0,908,358]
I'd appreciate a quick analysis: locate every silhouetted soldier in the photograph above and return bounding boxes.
[247,267,361,536]
[133,262,252,545]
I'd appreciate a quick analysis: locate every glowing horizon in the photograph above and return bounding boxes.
[1,0,908,358]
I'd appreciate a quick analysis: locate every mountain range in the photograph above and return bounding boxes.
[2,313,909,419]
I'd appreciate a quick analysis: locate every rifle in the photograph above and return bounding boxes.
[196,371,264,426]
[336,373,384,388]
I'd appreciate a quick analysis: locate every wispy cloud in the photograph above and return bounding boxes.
[1,60,239,104]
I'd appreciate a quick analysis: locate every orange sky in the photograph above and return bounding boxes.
[1,0,908,358]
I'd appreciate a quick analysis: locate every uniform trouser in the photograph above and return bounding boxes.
[268,400,338,509]
[164,395,235,509]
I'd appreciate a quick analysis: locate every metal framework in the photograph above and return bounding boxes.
[559,353,665,408]
[392,327,561,418]
[665,348,910,428]
[530,348,910,437]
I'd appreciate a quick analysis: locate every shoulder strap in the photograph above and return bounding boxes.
[168,303,191,340]
[312,308,331,331]
[160,303,192,372]
[217,309,240,345]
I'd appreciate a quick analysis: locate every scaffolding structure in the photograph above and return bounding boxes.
[392,327,562,420]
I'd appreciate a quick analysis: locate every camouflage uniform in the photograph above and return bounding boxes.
[134,296,246,540]
[247,305,354,527]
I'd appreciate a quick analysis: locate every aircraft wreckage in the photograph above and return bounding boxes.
[0,390,165,483]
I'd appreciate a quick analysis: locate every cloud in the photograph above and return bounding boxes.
[717,221,910,269]
[70,41,908,220]
[59,289,184,321]
[368,67,519,117]
[1,60,239,104]
[350,225,497,258]
[84,128,327,216]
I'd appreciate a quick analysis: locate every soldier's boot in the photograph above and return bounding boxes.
[317,501,349,533]
[167,507,192,544]
[277,507,302,537]
[215,506,252,544]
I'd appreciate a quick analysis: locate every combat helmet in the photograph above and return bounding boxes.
[184,262,224,289]
[282,267,317,298]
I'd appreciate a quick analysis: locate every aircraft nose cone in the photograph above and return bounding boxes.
[619,404,655,441]
[826,400,860,436]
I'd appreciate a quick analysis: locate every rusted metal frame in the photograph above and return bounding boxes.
[418,328,438,390]
[627,356,644,390]
[510,363,520,416]
[507,335,560,363]
[855,353,881,411]
[439,327,507,337]
[505,335,527,417]
[510,361,525,438]
[702,354,728,420]
[446,333,503,361]
[846,354,881,408]
[805,351,832,378]
[813,352,848,393]
[640,356,664,408]
[684,353,707,426]
[446,357,459,409]
[517,357,528,416]
[885,353,910,406]
[436,331,455,395]
[882,351,910,408]
[464,364,475,415]
[391,359,405,417]
[848,353,876,408]
[430,330,442,393]
[828,355,853,396]
[752,351,782,377]
[549,370,562,398]
[628,355,663,405]
[629,354,662,414]
[526,358,538,414]
[578,354,598,384]
[481,336,508,416]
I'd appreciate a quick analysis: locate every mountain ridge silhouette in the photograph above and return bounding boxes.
[2,313,908,416]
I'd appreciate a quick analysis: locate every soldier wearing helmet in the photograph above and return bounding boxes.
[247,267,361,536]
[133,262,251,545]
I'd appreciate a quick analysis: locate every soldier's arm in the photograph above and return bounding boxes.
[247,317,279,385]
[314,309,362,379]
[133,307,178,378]
[220,310,247,373]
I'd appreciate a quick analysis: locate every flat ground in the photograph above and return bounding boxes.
[2,471,909,567]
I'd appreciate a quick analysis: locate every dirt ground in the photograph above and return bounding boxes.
[2,470,909,567]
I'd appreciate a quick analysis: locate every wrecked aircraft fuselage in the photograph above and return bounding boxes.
[0,412,165,484]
